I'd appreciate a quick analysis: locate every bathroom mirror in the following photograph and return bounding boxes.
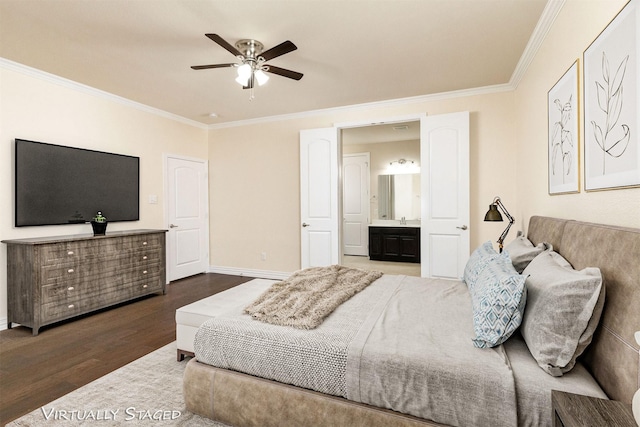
[377,173,420,220]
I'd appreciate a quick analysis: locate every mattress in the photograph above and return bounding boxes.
[193,275,606,427]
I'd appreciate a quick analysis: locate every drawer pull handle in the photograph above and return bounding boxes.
[67,269,74,273]
[143,256,148,260]
[68,286,74,291]
[143,270,148,274]
[68,304,75,309]
[67,251,74,255]
[143,284,148,288]
[142,242,148,246]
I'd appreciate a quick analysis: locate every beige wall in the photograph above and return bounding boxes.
[209,91,518,274]
[515,0,640,231]
[0,67,208,326]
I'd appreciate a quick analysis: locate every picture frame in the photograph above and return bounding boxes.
[583,0,639,191]
[548,60,580,194]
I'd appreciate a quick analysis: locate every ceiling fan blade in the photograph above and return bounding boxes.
[191,63,236,70]
[205,33,243,58]
[264,65,303,81]
[259,40,297,61]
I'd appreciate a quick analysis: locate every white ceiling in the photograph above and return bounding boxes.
[0,0,548,126]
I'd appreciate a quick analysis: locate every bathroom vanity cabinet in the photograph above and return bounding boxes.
[368,226,420,263]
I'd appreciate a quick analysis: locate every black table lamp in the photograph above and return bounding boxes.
[484,196,514,252]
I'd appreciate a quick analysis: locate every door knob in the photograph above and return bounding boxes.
[169,224,179,228]
[302,223,310,227]
[456,225,468,230]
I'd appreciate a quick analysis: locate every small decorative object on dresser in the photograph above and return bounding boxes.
[90,211,108,236]
[633,331,640,425]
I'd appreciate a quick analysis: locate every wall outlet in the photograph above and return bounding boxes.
[148,195,158,204]
[260,252,267,261]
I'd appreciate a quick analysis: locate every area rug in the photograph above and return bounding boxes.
[8,342,228,426]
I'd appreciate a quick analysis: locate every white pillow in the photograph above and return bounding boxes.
[503,233,552,273]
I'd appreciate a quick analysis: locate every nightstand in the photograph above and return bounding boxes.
[552,390,636,427]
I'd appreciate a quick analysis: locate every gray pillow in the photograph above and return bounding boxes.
[504,232,552,273]
[520,251,604,376]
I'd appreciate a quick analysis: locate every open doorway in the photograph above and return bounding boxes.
[341,121,421,277]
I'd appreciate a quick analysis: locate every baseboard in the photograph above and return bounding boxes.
[209,266,292,281]
[0,317,8,331]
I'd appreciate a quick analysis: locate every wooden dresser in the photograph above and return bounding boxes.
[2,229,167,335]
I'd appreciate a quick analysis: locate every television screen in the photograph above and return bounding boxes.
[15,139,140,227]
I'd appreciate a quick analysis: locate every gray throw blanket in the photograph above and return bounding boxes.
[244,265,383,329]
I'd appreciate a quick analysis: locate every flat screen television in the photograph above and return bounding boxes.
[15,139,140,227]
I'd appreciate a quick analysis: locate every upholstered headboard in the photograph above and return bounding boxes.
[527,216,640,404]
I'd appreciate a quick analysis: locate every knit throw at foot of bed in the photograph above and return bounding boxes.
[244,265,383,329]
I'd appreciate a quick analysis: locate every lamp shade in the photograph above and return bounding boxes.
[484,204,503,222]
[235,63,252,86]
[235,75,249,86]
[254,69,269,86]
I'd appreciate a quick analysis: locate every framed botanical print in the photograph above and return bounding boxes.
[583,0,639,191]
[548,60,580,194]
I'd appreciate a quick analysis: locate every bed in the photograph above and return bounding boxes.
[183,216,640,426]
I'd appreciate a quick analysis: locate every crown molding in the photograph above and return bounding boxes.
[510,0,566,88]
[0,57,209,130]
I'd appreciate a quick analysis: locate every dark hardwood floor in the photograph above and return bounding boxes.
[0,273,252,425]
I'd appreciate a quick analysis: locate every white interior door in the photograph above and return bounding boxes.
[420,112,470,279]
[343,153,370,256]
[165,155,209,281]
[300,128,339,268]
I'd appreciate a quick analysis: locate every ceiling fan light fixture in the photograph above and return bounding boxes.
[255,69,269,86]
[237,63,251,77]
[235,75,249,86]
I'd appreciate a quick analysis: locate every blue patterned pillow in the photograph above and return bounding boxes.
[470,255,527,348]
[463,241,502,290]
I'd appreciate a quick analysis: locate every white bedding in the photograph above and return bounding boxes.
[193,275,606,427]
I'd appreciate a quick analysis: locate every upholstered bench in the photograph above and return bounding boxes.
[175,278,276,361]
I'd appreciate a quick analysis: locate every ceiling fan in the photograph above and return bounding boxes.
[191,33,303,97]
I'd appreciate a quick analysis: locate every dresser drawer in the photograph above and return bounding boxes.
[42,282,85,304]
[112,234,164,252]
[102,277,164,303]
[39,234,164,266]
[42,267,163,305]
[40,242,84,266]
[41,299,87,323]
[40,254,163,285]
